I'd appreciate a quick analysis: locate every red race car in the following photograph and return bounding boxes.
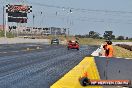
[67,40,79,50]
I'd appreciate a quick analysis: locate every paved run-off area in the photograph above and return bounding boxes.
[95,57,132,81]
[95,57,132,88]
[0,44,98,88]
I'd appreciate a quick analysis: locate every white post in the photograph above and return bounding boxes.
[3,6,5,33]
[5,7,8,38]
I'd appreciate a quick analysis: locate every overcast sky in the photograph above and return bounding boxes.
[0,0,132,37]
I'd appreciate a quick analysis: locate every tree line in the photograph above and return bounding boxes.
[75,31,132,40]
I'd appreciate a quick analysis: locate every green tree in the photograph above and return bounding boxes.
[89,31,100,39]
[103,31,115,40]
[117,36,124,40]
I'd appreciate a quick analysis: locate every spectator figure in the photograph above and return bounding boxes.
[106,41,113,57]
[102,41,109,56]
[100,41,109,56]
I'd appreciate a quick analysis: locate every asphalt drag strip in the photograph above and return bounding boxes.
[0,44,66,57]
[0,44,98,88]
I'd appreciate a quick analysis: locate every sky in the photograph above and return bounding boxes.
[0,0,132,37]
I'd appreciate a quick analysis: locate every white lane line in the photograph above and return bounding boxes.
[0,51,19,54]
[114,57,132,59]
[0,47,43,54]
[0,52,8,54]
[29,49,36,50]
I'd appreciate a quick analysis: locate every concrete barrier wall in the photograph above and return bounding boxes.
[0,38,50,44]
[113,42,132,45]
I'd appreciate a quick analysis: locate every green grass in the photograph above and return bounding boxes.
[0,30,4,37]
[0,30,15,38]
[43,36,105,45]
[77,38,104,45]
[112,40,132,42]
[113,46,132,58]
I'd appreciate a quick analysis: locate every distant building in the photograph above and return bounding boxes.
[27,27,67,35]
[1,25,67,35]
[51,27,67,35]
[42,28,51,35]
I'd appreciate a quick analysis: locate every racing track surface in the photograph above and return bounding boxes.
[0,44,98,88]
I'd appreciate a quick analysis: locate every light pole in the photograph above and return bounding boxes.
[69,9,73,37]
[3,6,5,36]
[3,6,7,38]
[32,14,35,37]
